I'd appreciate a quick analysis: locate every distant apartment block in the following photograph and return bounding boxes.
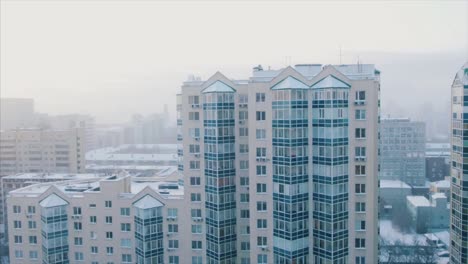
[47,114,97,151]
[178,64,380,263]
[450,62,468,264]
[380,118,426,186]
[0,98,35,130]
[425,143,450,182]
[6,173,188,264]
[0,128,86,176]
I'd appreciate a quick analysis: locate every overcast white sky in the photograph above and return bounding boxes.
[1,1,467,123]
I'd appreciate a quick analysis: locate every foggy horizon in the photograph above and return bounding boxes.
[1,1,467,124]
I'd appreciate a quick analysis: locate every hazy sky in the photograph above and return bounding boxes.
[1,1,467,123]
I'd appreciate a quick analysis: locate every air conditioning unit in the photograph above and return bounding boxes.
[194,137,200,141]
[194,153,200,158]
[239,120,245,125]
[191,104,200,108]
[167,248,175,251]
[256,157,267,162]
[239,103,247,108]
[261,246,268,251]
[26,214,33,218]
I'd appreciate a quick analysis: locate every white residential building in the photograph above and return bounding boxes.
[7,173,189,264]
[0,128,86,177]
[177,64,380,263]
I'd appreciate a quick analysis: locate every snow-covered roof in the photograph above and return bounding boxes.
[39,193,68,208]
[380,180,411,189]
[407,196,431,207]
[2,173,99,181]
[271,76,309,90]
[202,80,236,93]
[311,75,350,89]
[133,195,163,209]
[431,180,450,189]
[431,193,447,200]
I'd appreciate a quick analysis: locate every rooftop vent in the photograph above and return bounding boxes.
[253,65,263,72]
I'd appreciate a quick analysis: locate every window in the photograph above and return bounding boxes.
[105,200,112,208]
[190,176,201,185]
[122,254,132,263]
[191,209,201,218]
[256,147,266,158]
[256,129,266,139]
[189,112,200,121]
[89,203,96,208]
[13,220,21,229]
[355,147,366,158]
[121,238,132,248]
[121,223,131,232]
[189,144,200,154]
[356,220,366,231]
[191,240,202,249]
[28,220,36,229]
[356,91,366,101]
[91,246,98,254]
[355,109,366,120]
[355,128,366,139]
[257,219,267,229]
[168,224,178,233]
[240,209,250,219]
[240,177,249,186]
[168,208,178,218]
[241,257,251,264]
[240,193,250,203]
[14,235,22,244]
[120,207,130,216]
[75,252,84,261]
[74,222,82,230]
[90,231,97,239]
[189,128,200,138]
[257,201,267,211]
[356,202,366,212]
[106,247,114,255]
[189,160,200,169]
[355,184,366,194]
[257,236,267,246]
[105,216,113,224]
[73,206,82,215]
[256,93,266,102]
[241,241,250,251]
[106,231,113,239]
[240,225,250,234]
[27,206,35,214]
[169,256,179,264]
[355,238,366,248]
[168,240,179,249]
[192,256,203,264]
[90,216,97,223]
[239,127,248,136]
[13,205,21,213]
[240,144,249,153]
[191,193,201,202]
[191,224,202,234]
[239,111,248,120]
[355,165,366,176]
[189,95,200,105]
[256,111,266,121]
[258,254,267,264]
[256,183,267,193]
[74,237,83,245]
[240,160,249,170]
[256,165,266,176]
[29,251,38,260]
[28,236,37,244]
[356,256,366,264]
[14,250,23,259]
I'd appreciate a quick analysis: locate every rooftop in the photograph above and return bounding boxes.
[380,180,411,189]
[407,196,431,207]
[431,180,450,189]
[2,173,101,181]
[86,144,177,162]
[9,174,184,200]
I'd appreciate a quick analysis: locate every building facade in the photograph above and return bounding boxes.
[450,62,468,264]
[380,118,426,186]
[7,174,189,264]
[178,64,380,263]
[0,128,86,177]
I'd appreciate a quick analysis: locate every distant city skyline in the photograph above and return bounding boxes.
[1,1,467,123]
